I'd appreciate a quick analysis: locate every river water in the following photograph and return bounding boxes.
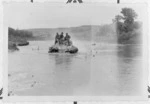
[8,40,144,96]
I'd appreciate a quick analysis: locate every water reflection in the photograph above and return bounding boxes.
[118,45,142,58]
[48,53,91,95]
[116,45,142,95]
[54,53,76,70]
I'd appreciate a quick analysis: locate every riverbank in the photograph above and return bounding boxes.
[8,27,33,51]
[8,39,30,51]
[8,41,19,51]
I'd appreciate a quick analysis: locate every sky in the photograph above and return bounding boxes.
[4,3,146,29]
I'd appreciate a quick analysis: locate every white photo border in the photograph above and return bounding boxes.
[2,2,149,102]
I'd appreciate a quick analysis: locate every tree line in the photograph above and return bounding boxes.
[8,27,33,41]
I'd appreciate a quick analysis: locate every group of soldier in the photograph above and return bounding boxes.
[55,32,72,46]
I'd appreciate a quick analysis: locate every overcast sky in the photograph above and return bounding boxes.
[4,3,146,29]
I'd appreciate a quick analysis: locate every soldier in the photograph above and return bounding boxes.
[66,0,72,3]
[55,33,60,44]
[59,32,64,45]
[64,33,71,46]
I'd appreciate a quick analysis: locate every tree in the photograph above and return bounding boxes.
[113,8,140,44]
[121,8,138,25]
[114,15,123,22]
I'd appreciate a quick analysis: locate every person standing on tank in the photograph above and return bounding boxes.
[64,33,71,46]
[55,32,60,44]
[59,32,64,45]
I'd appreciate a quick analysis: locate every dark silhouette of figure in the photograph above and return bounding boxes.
[73,0,77,3]
[55,33,60,44]
[64,33,71,40]
[64,33,71,46]
[78,0,83,3]
[66,0,72,3]
[54,32,73,46]
[59,32,64,45]
[0,88,3,96]
[148,86,150,93]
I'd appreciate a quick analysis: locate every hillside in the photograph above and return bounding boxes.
[24,23,142,44]
[26,24,117,42]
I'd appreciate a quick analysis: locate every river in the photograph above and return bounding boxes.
[8,40,144,96]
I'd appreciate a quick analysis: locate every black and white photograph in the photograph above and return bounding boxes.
[3,2,148,101]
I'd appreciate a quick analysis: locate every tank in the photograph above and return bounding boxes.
[49,33,78,54]
[48,44,78,54]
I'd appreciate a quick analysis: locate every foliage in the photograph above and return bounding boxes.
[8,27,33,51]
[121,8,137,23]
[114,8,142,44]
[112,15,123,23]
[8,27,33,41]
